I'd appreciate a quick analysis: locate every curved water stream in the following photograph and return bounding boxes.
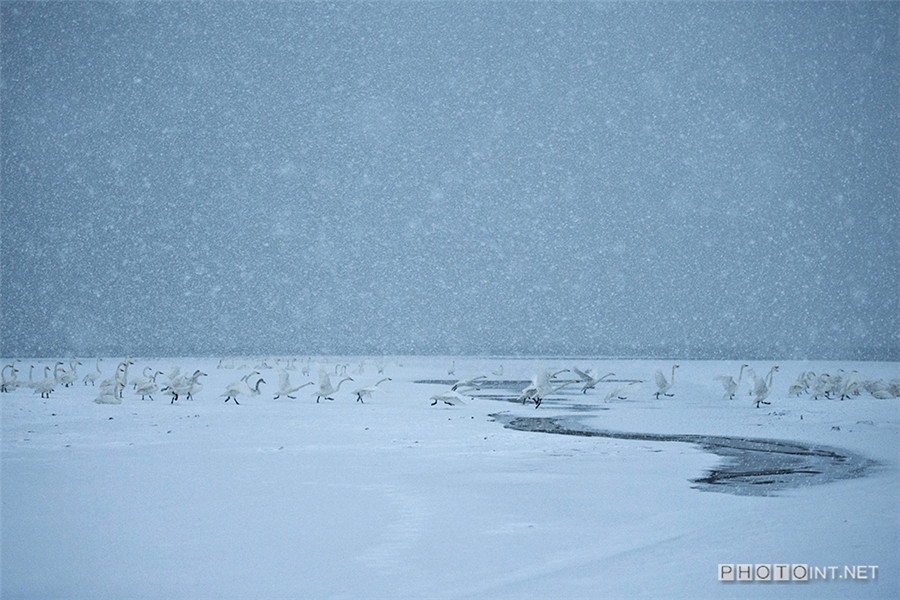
[490,412,876,496]
[418,379,878,496]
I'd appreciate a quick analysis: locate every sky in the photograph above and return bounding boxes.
[1,1,897,360]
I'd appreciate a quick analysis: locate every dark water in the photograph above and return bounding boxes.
[418,378,879,497]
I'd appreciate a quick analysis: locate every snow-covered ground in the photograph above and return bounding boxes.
[2,357,898,599]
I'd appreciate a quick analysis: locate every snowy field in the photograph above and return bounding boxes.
[2,356,898,599]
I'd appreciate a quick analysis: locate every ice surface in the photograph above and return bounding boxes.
[2,357,897,599]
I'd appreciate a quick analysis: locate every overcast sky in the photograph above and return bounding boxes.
[2,1,897,359]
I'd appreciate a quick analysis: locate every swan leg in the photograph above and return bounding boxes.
[287,394,296,399]
[534,397,542,408]
[356,394,364,403]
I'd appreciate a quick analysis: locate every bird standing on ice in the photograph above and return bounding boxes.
[653,364,679,399]
[751,365,779,408]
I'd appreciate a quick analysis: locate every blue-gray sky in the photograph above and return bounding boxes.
[2,1,898,359]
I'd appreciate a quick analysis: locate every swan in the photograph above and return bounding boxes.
[134,370,164,401]
[83,358,103,386]
[34,366,56,398]
[272,369,314,399]
[223,372,265,405]
[653,365,679,399]
[603,380,643,402]
[94,380,124,405]
[492,364,504,377]
[751,365,779,408]
[519,368,570,404]
[787,371,813,397]
[95,365,127,400]
[714,364,748,400]
[533,377,580,408]
[1,364,18,392]
[314,373,353,403]
[23,364,37,389]
[451,375,487,391]
[53,361,67,386]
[59,360,82,387]
[115,359,134,398]
[430,387,476,406]
[575,369,615,394]
[163,370,207,404]
[132,366,156,390]
[353,377,391,403]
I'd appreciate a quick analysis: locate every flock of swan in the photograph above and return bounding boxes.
[2,357,897,409]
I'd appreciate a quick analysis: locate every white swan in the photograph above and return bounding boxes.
[714,364,748,400]
[163,370,207,404]
[492,364,504,377]
[59,360,82,387]
[223,372,265,405]
[34,366,56,398]
[353,377,391,403]
[533,377,580,408]
[519,368,570,404]
[653,364,679,399]
[575,369,615,394]
[430,387,475,406]
[83,358,103,386]
[272,369,314,399]
[451,375,487,391]
[751,365,779,408]
[94,380,124,405]
[603,380,643,403]
[1,364,18,392]
[314,372,353,403]
[134,370,164,401]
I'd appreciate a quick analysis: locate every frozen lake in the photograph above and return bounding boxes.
[2,356,898,599]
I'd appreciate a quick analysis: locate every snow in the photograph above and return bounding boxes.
[2,356,898,598]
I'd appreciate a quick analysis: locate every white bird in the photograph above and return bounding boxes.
[603,380,643,403]
[33,366,56,398]
[714,364,748,400]
[163,369,207,404]
[59,359,82,387]
[314,372,353,403]
[492,364,504,377]
[574,368,615,394]
[222,372,265,405]
[352,377,391,403]
[451,375,487,391]
[1,364,18,392]
[533,377,580,408]
[83,358,103,386]
[751,365,779,408]
[94,381,124,405]
[519,368,570,404]
[653,365,680,399]
[134,370,164,401]
[132,366,157,390]
[787,371,814,397]
[95,366,127,402]
[272,369,314,399]
[430,388,476,406]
